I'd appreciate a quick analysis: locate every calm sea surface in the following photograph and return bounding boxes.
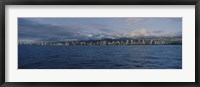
[18,45,182,69]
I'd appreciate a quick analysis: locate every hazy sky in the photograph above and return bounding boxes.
[18,18,182,43]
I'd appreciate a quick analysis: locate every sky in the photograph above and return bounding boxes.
[18,18,182,43]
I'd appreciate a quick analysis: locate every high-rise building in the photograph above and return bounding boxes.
[130,40,133,45]
[126,40,129,45]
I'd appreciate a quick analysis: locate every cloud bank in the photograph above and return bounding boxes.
[18,18,182,43]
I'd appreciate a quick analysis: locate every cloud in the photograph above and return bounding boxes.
[18,18,81,42]
[18,18,115,42]
[85,34,93,37]
[130,29,150,37]
[18,18,182,43]
[129,29,181,38]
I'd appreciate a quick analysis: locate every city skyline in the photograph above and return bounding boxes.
[18,18,182,43]
[19,37,182,46]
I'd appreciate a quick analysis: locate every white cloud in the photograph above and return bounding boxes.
[128,28,181,38]
[86,34,93,37]
[130,29,150,37]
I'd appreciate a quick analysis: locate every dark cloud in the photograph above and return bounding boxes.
[18,18,117,42]
[18,18,80,42]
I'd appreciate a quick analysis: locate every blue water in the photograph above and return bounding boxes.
[18,45,182,69]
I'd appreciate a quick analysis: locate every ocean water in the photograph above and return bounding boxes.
[18,45,182,69]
